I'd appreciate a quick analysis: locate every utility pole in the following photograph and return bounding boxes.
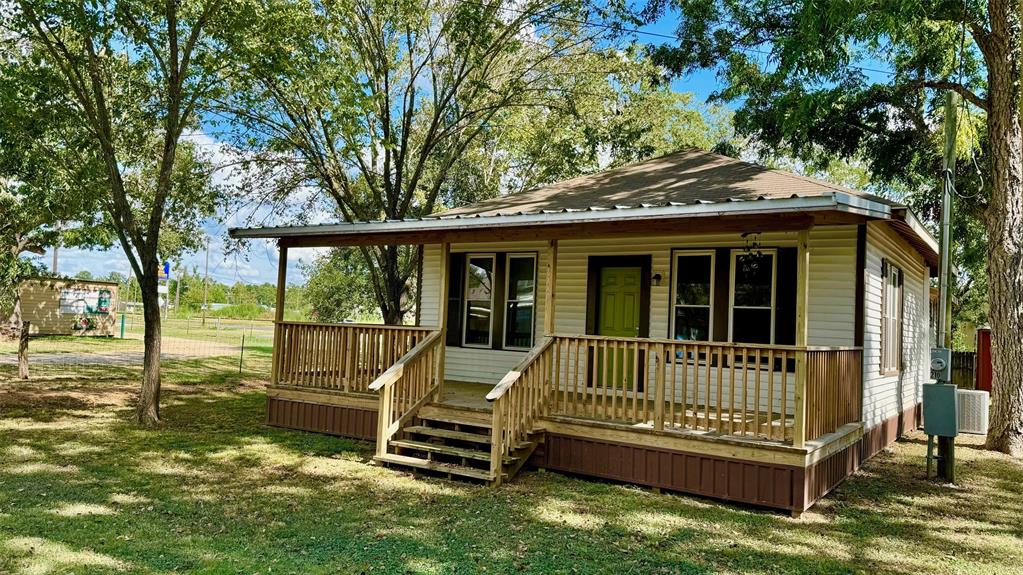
[936,91,958,482]
[202,240,210,327]
[174,262,182,311]
[51,221,61,275]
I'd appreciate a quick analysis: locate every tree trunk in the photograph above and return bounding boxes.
[379,245,406,325]
[7,285,28,378]
[17,320,29,380]
[136,273,163,425]
[984,0,1023,457]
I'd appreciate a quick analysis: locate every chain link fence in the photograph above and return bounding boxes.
[0,313,274,382]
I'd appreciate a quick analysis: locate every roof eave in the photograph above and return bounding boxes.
[229,194,892,240]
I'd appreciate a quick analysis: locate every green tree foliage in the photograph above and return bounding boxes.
[437,47,735,205]
[227,1,733,323]
[300,248,379,323]
[0,40,110,333]
[643,0,1023,455]
[7,0,235,424]
[226,0,619,324]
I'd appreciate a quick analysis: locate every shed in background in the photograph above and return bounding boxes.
[19,278,119,337]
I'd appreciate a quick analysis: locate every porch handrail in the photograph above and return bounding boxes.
[540,335,862,447]
[486,337,555,484]
[548,333,862,353]
[370,330,443,458]
[275,320,435,331]
[271,322,436,392]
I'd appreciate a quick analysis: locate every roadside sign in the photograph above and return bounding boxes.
[158,262,171,280]
[157,284,169,294]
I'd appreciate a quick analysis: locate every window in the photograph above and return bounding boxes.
[504,254,537,349]
[463,255,495,347]
[881,259,903,373]
[729,249,777,344]
[671,251,714,341]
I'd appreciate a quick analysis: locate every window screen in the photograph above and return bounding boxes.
[463,255,495,347]
[673,253,713,341]
[504,255,536,349]
[730,251,776,344]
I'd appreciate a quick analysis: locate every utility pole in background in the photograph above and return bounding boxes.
[174,262,182,311]
[202,240,210,327]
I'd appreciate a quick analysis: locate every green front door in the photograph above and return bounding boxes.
[598,267,642,337]
[596,267,643,390]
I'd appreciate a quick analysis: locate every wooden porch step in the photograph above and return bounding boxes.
[404,425,491,444]
[418,412,492,429]
[391,439,514,464]
[374,453,497,482]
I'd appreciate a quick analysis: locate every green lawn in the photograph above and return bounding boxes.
[1,366,1021,575]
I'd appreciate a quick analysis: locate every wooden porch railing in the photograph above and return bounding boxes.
[485,337,555,484]
[369,331,443,457]
[485,334,862,475]
[804,348,863,441]
[272,321,434,392]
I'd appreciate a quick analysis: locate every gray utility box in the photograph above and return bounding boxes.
[930,347,952,382]
[923,383,960,437]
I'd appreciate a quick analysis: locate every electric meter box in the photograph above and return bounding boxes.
[923,383,959,437]
[930,347,952,382]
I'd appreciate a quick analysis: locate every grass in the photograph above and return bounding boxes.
[1,366,1022,574]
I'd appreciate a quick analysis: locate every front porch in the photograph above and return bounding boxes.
[265,319,864,514]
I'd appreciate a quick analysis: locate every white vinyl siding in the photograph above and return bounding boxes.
[421,241,548,384]
[861,222,929,430]
[554,228,858,345]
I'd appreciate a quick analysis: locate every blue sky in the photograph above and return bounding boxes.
[31,13,729,288]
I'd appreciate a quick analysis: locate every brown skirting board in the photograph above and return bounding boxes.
[265,393,921,514]
[539,403,923,514]
[542,433,805,511]
[800,403,922,511]
[266,396,377,441]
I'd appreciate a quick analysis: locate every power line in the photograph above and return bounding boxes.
[461,0,898,77]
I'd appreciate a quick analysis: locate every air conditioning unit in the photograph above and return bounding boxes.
[957,389,990,435]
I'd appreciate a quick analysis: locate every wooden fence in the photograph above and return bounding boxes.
[951,351,976,388]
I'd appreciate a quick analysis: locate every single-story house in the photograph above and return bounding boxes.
[18,278,119,337]
[230,149,938,516]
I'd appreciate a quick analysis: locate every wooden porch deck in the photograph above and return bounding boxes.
[265,322,866,515]
[438,381,494,410]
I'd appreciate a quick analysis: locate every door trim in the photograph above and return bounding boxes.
[585,255,651,337]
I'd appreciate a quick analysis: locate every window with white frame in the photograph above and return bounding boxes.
[671,251,714,341]
[463,255,495,347]
[881,259,904,373]
[729,249,776,344]
[504,254,537,349]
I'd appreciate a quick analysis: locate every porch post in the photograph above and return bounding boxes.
[544,240,558,336]
[271,242,288,386]
[793,228,811,448]
[436,242,450,399]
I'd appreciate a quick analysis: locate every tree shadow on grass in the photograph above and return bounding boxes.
[3,383,1023,575]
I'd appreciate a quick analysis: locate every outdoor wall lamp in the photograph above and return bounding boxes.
[651,273,663,287]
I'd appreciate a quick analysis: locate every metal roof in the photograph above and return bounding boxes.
[437,149,899,217]
[228,149,938,270]
[229,193,891,240]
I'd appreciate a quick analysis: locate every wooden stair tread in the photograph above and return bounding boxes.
[405,425,491,444]
[391,439,515,463]
[418,413,492,429]
[374,453,497,481]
